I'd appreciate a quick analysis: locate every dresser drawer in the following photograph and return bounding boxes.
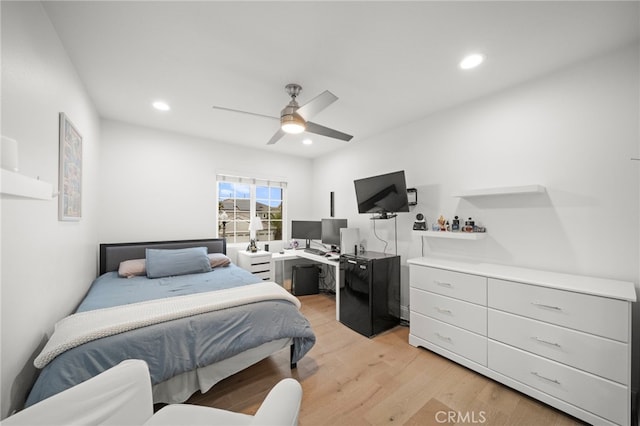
[411,288,486,335]
[410,265,486,305]
[245,262,270,273]
[488,309,628,385]
[488,279,629,342]
[489,340,627,426]
[253,271,271,281]
[410,312,487,366]
[247,254,272,264]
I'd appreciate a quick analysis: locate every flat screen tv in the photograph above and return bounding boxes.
[354,170,410,218]
[321,218,348,246]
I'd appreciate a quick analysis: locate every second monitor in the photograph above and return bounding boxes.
[321,218,348,249]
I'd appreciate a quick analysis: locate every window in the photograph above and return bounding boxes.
[216,174,286,244]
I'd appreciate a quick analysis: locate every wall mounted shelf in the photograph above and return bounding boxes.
[454,184,546,198]
[1,169,54,200]
[414,231,487,240]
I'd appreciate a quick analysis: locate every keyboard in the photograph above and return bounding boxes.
[304,248,326,256]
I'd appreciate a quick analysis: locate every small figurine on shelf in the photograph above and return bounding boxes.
[463,217,475,232]
[451,216,460,232]
[437,215,447,231]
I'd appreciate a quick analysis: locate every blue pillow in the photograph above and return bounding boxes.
[145,247,212,278]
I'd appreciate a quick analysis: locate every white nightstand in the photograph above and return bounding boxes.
[237,250,272,281]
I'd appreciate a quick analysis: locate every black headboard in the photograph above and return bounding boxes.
[99,238,227,275]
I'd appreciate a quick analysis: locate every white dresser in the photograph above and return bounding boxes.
[237,250,272,281]
[408,257,636,426]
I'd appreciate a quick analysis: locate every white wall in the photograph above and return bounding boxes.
[98,120,314,258]
[312,43,640,387]
[1,1,638,419]
[0,2,101,418]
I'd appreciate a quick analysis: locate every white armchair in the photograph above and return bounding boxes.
[2,360,302,426]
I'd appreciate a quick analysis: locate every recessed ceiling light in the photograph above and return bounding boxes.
[459,53,485,70]
[302,138,313,145]
[152,101,170,111]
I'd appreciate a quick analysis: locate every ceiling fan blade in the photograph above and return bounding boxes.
[267,128,286,145]
[212,105,278,120]
[305,122,353,142]
[295,90,338,121]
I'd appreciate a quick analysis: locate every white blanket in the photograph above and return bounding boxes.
[35,282,300,369]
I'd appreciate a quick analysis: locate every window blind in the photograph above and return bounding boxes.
[215,174,288,189]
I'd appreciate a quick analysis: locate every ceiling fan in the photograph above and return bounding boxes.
[212,83,353,145]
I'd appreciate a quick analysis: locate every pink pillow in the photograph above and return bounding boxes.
[118,258,146,278]
[208,253,231,268]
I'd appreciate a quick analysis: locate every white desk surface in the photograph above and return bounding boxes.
[273,249,340,264]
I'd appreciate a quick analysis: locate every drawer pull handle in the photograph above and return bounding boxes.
[531,371,561,385]
[532,336,562,348]
[435,307,453,315]
[435,332,452,342]
[434,280,453,288]
[531,302,563,311]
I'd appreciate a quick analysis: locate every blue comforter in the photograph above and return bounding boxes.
[26,265,316,407]
[76,264,263,311]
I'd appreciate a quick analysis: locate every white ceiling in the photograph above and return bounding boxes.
[42,1,639,159]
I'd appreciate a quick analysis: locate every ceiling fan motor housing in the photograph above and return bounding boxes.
[280,109,305,133]
[280,84,305,133]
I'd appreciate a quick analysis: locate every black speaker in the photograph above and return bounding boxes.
[330,191,335,217]
[292,264,319,295]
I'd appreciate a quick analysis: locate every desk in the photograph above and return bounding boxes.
[271,249,341,320]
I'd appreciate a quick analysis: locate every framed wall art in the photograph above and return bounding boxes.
[58,113,82,221]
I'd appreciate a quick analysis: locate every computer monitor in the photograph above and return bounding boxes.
[291,220,322,249]
[321,218,348,248]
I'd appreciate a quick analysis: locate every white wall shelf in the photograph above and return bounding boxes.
[454,184,546,198]
[1,169,54,200]
[414,231,486,240]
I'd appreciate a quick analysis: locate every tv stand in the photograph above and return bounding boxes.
[371,213,397,220]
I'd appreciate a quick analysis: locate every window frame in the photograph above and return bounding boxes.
[216,174,287,244]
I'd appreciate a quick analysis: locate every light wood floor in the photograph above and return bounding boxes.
[187,294,584,425]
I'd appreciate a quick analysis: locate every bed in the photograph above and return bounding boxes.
[25,238,316,408]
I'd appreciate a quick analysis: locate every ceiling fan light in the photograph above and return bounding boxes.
[281,114,306,134]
